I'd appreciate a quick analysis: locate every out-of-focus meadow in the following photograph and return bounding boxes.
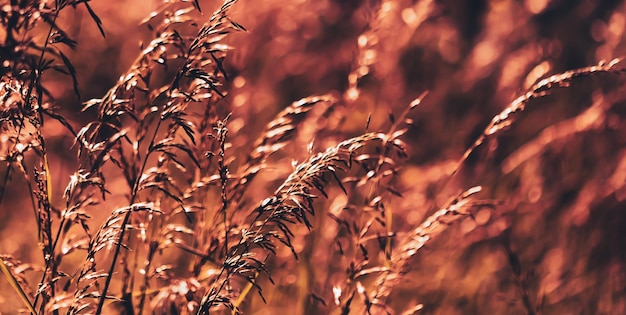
[1,0,626,314]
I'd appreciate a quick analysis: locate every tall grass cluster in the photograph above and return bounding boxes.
[1,0,626,314]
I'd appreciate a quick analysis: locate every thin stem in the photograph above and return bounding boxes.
[26,1,62,312]
[95,115,165,313]
[217,118,230,260]
[96,28,205,310]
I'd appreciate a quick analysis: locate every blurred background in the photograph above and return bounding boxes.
[2,0,626,314]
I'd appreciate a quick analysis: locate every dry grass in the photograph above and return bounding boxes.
[1,0,626,314]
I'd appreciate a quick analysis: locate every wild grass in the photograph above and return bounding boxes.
[1,0,626,314]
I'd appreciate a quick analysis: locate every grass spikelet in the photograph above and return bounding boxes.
[371,187,491,310]
[461,59,626,165]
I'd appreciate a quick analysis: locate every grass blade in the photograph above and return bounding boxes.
[0,259,36,314]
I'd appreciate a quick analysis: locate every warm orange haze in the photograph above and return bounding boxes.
[1,0,625,314]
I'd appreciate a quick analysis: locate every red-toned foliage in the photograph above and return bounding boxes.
[1,0,626,314]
